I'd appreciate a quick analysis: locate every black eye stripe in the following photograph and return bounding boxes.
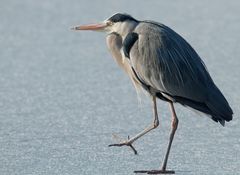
[108,13,138,23]
[106,21,113,26]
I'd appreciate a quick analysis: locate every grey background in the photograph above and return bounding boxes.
[0,0,239,175]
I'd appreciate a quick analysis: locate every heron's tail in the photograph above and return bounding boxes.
[206,85,233,126]
[173,85,233,126]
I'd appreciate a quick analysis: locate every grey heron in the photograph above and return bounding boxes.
[72,13,233,174]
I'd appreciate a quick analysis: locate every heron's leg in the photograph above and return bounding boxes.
[109,95,159,154]
[161,102,178,171]
[134,102,178,174]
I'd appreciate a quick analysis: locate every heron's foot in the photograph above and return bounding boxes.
[134,169,175,174]
[108,135,138,155]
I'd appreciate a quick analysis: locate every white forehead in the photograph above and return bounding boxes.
[104,13,119,21]
[108,20,138,37]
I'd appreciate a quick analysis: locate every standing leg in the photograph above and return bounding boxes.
[135,102,178,174]
[161,102,178,171]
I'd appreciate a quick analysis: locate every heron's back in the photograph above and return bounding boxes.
[131,21,233,125]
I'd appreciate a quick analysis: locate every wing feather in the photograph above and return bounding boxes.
[130,21,214,102]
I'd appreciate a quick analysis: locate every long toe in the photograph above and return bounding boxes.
[108,141,138,155]
[134,170,175,174]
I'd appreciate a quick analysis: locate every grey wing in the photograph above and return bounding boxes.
[128,21,233,125]
[130,22,212,102]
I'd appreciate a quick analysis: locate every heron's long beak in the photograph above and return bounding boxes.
[71,22,107,31]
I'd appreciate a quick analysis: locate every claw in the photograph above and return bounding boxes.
[129,144,138,155]
[108,134,138,155]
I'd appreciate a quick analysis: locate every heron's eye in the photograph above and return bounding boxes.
[107,21,114,26]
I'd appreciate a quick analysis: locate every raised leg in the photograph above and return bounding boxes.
[109,95,159,154]
[134,102,178,174]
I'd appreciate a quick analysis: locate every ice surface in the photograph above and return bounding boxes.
[0,0,239,175]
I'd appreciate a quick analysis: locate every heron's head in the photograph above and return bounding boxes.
[72,13,139,37]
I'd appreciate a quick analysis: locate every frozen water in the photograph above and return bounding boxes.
[0,0,239,175]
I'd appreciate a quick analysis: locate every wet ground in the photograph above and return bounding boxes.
[0,0,239,174]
